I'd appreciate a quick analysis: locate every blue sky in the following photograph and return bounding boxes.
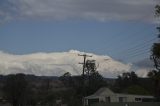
[0,20,157,63]
[0,0,159,63]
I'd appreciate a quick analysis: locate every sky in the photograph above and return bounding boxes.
[0,0,160,63]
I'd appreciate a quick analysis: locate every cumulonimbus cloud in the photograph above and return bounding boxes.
[0,50,150,78]
[0,0,159,23]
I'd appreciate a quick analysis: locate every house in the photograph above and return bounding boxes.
[83,87,154,106]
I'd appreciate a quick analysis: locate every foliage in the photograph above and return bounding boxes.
[59,72,73,87]
[115,71,139,91]
[151,4,160,71]
[86,71,107,95]
[155,5,160,17]
[3,74,29,106]
[148,70,160,100]
[151,43,160,71]
[0,73,155,106]
[84,60,107,96]
[123,85,150,95]
[58,60,107,105]
[114,72,152,96]
[149,4,160,101]
[85,60,97,75]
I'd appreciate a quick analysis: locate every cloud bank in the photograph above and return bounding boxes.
[0,50,151,78]
[0,0,159,23]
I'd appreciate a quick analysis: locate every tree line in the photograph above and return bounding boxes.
[0,65,157,106]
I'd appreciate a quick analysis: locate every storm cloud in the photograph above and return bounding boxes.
[0,0,159,23]
[0,50,132,78]
[0,50,152,78]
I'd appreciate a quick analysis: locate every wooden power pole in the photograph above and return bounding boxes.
[78,54,92,76]
[78,54,92,97]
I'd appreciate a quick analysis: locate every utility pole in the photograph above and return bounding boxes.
[78,54,92,97]
[78,54,92,76]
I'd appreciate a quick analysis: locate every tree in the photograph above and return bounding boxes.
[151,43,160,71]
[149,4,160,101]
[155,5,160,18]
[121,71,138,86]
[148,70,160,101]
[86,71,106,95]
[58,60,107,106]
[115,72,152,95]
[151,4,160,71]
[85,60,97,76]
[115,71,139,92]
[84,60,107,95]
[3,74,29,106]
[59,72,73,87]
[124,85,150,95]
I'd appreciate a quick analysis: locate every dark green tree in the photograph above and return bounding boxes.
[58,60,107,106]
[124,85,150,95]
[151,4,160,71]
[115,71,139,92]
[85,60,97,76]
[3,74,28,106]
[155,5,160,18]
[149,4,160,101]
[148,70,160,100]
[59,72,73,87]
[84,60,107,95]
[151,43,160,71]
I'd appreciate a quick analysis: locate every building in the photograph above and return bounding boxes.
[83,87,154,106]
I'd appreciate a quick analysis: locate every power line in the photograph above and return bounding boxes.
[117,37,156,55]
[116,38,155,61]
[103,11,155,56]
[125,48,150,58]
[123,50,150,61]
[107,12,156,62]
[126,37,156,51]
[120,43,152,57]
[105,31,157,54]
[125,44,151,54]
[104,14,154,49]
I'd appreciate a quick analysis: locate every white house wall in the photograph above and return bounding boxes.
[84,88,154,106]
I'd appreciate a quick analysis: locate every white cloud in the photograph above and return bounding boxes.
[0,0,159,23]
[135,68,150,78]
[0,50,151,78]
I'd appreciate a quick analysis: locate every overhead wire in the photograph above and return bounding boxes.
[102,12,157,62]
[117,37,157,55]
[124,50,150,62]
